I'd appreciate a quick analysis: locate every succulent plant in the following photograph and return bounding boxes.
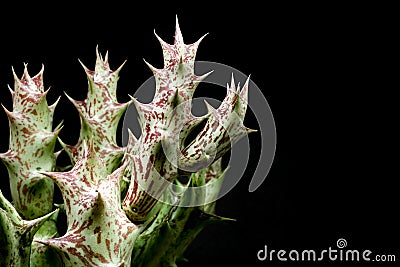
[0,17,254,266]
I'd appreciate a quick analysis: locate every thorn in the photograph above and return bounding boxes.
[174,15,184,45]
[230,73,236,91]
[131,97,151,114]
[246,127,258,134]
[104,50,109,63]
[194,32,209,45]
[40,87,51,99]
[54,149,63,159]
[95,45,101,61]
[175,14,181,33]
[78,58,91,74]
[57,137,67,149]
[203,99,218,115]
[53,123,64,135]
[195,70,214,83]
[127,128,137,143]
[115,59,127,74]
[24,209,60,234]
[143,58,160,75]
[64,92,84,114]
[7,85,14,96]
[22,63,31,81]
[64,91,76,103]
[154,29,169,47]
[11,66,19,82]
[1,104,14,119]
[78,58,93,78]
[49,95,62,110]
[239,76,250,102]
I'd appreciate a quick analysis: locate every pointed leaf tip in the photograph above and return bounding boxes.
[143,58,160,74]
[104,50,109,63]
[78,58,90,73]
[115,59,127,74]
[22,63,31,80]
[174,16,184,45]
[204,99,218,115]
[11,65,19,81]
[230,73,236,91]
[196,32,209,45]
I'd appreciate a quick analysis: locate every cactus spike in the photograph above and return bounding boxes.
[130,96,152,127]
[94,45,110,78]
[1,103,13,118]
[11,65,19,82]
[95,44,102,61]
[153,30,173,69]
[246,127,258,134]
[78,58,92,76]
[53,123,64,136]
[230,73,236,91]
[24,209,60,235]
[174,15,184,46]
[115,59,127,75]
[233,75,251,120]
[7,84,14,96]
[57,137,67,150]
[49,95,61,110]
[104,50,109,64]
[40,87,51,99]
[194,70,214,84]
[54,149,63,160]
[154,29,168,47]
[64,92,85,116]
[203,99,218,115]
[143,58,161,75]
[21,62,31,81]
[194,32,209,46]
[241,75,251,97]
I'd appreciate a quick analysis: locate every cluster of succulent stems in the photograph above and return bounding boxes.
[0,18,253,266]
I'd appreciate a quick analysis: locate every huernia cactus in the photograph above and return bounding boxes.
[0,17,254,266]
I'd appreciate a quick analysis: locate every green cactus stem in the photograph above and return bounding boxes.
[0,66,63,266]
[122,18,254,223]
[38,143,140,266]
[0,190,59,267]
[0,65,61,220]
[59,48,131,174]
[130,159,233,267]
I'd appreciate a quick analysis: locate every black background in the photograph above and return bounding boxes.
[0,2,398,266]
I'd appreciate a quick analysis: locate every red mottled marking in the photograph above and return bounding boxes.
[66,247,91,265]
[74,218,94,234]
[114,242,120,255]
[94,226,101,244]
[106,239,112,260]
[22,184,29,195]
